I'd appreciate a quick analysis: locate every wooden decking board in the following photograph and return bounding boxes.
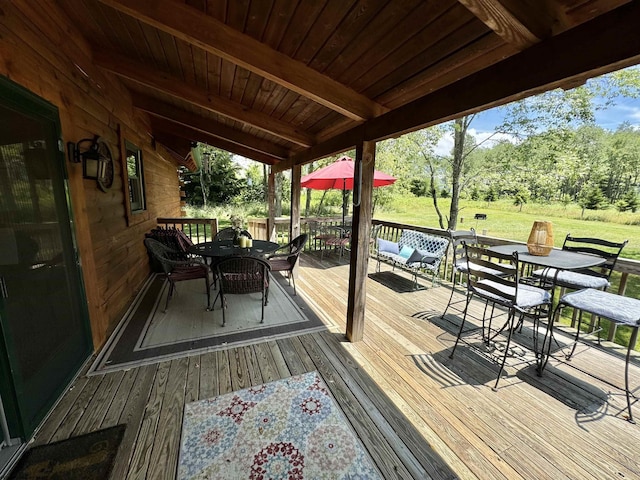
[185,355,201,403]
[493,371,637,480]
[32,371,93,446]
[267,339,292,378]
[244,342,266,384]
[275,336,310,376]
[25,256,640,480]
[360,268,640,478]
[229,346,250,391]
[252,341,281,383]
[72,369,125,436]
[47,373,104,443]
[198,351,218,399]
[358,288,592,480]
[107,364,157,480]
[147,357,190,480]
[216,349,232,395]
[125,360,171,480]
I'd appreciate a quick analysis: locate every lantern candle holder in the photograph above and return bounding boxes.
[527,221,554,256]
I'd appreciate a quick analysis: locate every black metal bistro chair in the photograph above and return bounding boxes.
[531,234,627,336]
[442,228,479,319]
[449,244,551,390]
[532,234,627,292]
[144,238,211,312]
[267,233,308,296]
[212,256,270,326]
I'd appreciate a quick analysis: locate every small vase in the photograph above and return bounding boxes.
[233,230,240,246]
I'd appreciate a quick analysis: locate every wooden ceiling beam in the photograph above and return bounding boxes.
[151,118,281,165]
[133,94,289,160]
[99,0,386,121]
[94,49,314,147]
[276,1,640,172]
[457,0,551,49]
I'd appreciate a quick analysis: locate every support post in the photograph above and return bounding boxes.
[290,164,302,279]
[290,164,301,240]
[346,141,375,342]
[267,168,276,241]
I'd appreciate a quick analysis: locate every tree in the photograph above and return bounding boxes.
[512,186,530,211]
[616,190,639,212]
[182,146,242,206]
[578,183,607,212]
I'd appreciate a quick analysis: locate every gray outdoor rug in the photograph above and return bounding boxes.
[89,273,327,374]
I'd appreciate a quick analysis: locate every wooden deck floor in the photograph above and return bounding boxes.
[27,252,640,479]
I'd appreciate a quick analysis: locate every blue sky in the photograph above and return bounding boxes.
[432,91,640,156]
[471,96,640,133]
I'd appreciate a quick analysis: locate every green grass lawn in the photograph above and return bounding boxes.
[376,197,640,259]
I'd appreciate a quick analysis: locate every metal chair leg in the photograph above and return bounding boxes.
[625,327,638,423]
[493,310,516,391]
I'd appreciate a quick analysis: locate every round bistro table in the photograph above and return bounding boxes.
[188,239,281,260]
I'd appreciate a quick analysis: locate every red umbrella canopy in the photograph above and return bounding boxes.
[300,156,396,190]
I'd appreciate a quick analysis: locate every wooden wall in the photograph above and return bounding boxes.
[0,2,183,349]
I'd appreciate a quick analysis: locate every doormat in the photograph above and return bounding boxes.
[8,425,125,480]
[178,371,381,479]
[368,271,426,293]
[89,273,327,374]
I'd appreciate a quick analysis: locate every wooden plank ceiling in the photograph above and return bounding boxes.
[59,0,639,170]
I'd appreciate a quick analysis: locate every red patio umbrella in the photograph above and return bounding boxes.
[301,156,396,226]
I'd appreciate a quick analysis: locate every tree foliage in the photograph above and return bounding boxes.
[182,145,243,206]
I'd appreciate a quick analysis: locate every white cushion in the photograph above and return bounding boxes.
[561,289,640,326]
[476,280,551,309]
[458,260,514,276]
[532,268,610,289]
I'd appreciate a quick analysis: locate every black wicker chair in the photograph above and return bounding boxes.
[213,256,270,326]
[267,233,308,296]
[144,238,211,312]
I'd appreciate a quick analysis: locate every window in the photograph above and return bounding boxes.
[125,141,145,213]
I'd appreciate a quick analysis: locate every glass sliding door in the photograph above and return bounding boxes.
[0,77,92,441]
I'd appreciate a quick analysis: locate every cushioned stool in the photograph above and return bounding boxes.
[556,288,640,423]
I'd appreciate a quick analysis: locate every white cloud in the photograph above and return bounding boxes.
[434,134,454,156]
[434,129,518,157]
[469,129,519,148]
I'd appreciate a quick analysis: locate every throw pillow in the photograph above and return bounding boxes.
[378,238,399,254]
[399,245,414,259]
[411,249,437,264]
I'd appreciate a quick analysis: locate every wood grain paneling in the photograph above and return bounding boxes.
[2,1,183,350]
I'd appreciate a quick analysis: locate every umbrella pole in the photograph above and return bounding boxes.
[342,182,347,229]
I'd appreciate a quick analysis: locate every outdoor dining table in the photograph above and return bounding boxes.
[188,239,280,260]
[488,244,606,373]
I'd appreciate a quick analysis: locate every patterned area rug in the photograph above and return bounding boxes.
[88,273,327,374]
[178,371,381,479]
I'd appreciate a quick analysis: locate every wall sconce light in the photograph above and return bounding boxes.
[67,136,106,180]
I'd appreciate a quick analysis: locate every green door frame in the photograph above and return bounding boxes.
[0,76,93,439]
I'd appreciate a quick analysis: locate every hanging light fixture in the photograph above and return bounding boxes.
[527,221,554,256]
